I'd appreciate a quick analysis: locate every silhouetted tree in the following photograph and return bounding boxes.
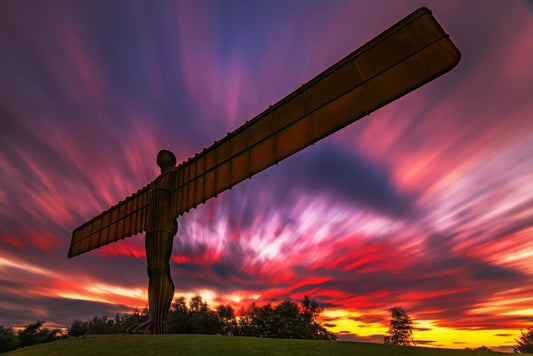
[168,297,190,333]
[252,303,275,337]
[70,309,148,336]
[273,300,305,338]
[514,327,533,353]
[0,325,19,353]
[68,320,87,337]
[123,308,149,331]
[237,306,254,336]
[300,296,331,339]
[241,297,335,340]
[187,295,220,334]
[18,321,63,347]
[217,304,236,335]
[466,345,491,351]
[86,315,119,334]
[1,322,66,352]
[67,295,335,340]
[302,295,321,321]
[384,306,414,346]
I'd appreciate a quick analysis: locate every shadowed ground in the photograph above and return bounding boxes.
[6,334,514,356]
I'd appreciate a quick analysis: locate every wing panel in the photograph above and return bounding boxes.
[247,113,273,147]
[272,93,308,133]
[230,153,250,187]
[305,61,363,113]
[166,7,460,219]
[68,184,151,258]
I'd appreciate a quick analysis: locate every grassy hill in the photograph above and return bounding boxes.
[5,334,514,356]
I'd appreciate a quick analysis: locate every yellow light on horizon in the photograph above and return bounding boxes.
[322,309,520,352]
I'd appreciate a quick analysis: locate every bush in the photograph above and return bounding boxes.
[68,295,336,340]
[0,325,19,353]
[514,327,533,353]
[18,321,63,348]
[68,320,88,337]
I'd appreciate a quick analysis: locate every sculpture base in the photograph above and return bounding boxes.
[126,320,167,334]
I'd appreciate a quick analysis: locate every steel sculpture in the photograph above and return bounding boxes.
[68,8,460,334]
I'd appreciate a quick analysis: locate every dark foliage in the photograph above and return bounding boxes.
[465,345,491,351]
[0,321,65,353]
[217,304,236,336]
[67,295,336,340]
[514,327,533,353]
[238,299,335,340]
[167,297,190,334]
[67,309,148,335]
[383,306,414,346]
[17,321,64,348]
[0,326,18,353]
[67,320,87,337]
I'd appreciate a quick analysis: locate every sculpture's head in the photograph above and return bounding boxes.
[157,149,176,174]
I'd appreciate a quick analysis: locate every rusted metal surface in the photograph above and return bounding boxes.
[165,6,460,218]
[69,6,460,258]
[68,184,150,258]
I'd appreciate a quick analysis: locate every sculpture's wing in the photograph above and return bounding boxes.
[68,7,461,257]
[166,7,461,217]
[68,184,151,258]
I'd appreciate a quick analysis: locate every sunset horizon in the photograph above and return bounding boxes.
[1,0,533,352]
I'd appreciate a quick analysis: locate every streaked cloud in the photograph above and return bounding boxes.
[0,0,532,351]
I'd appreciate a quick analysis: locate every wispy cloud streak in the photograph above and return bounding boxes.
[0,0,532,351]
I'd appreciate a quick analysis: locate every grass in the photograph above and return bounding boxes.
[5,334,511,356]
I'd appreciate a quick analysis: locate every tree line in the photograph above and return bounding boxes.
[0,321,66,353]
[3,302,533,353]
[68,295,336,341]
[0,296,334,353]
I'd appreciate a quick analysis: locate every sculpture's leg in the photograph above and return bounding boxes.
[130,219,177,334]
[145,227,175,334]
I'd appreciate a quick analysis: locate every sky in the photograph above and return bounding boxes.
[1,0,532,351]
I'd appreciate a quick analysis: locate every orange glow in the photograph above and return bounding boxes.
[1,1,532,353]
